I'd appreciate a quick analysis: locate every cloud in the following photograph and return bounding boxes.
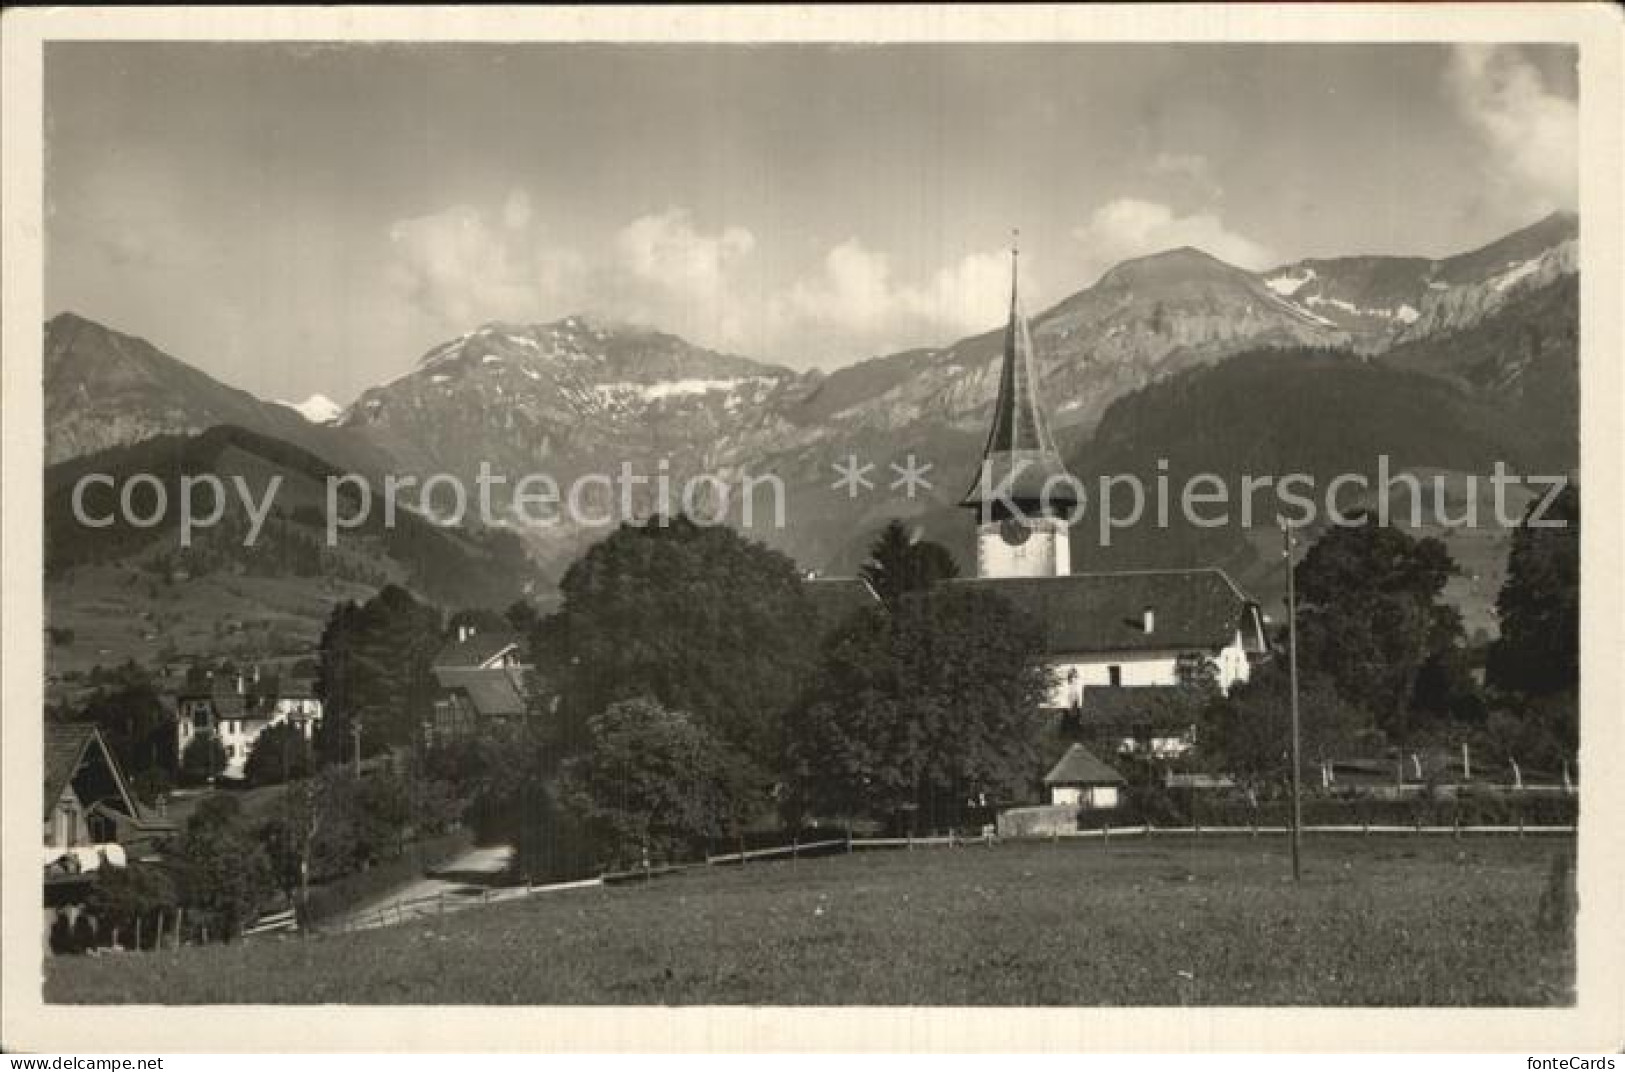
[1072,198,1274,282]
[385,192,583,328]
[764,240,1019,364]
[605,208,757,345]
[1446,45,1577,212]
[382,195,1024,367]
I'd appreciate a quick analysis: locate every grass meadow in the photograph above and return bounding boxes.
[45,834,1575,1006]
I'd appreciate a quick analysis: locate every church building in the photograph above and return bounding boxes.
[950,245,1267,757]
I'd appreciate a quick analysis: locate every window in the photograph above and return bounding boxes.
[191,707,210,730]
[1108,665,1122,687]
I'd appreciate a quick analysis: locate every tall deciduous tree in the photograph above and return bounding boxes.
[242,722,315,787]
[1488,483,1579,697]
[1198,665,1376,796]
[316,585,443,760]
[1293,515,1464,739]
[542,516,817,771]
[176,795,273,941]
[788,585,1052,832]
[560,697,766,866]
[859,520,960,607]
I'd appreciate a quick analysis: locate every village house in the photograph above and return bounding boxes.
[174,667,323,780]
[44,722,175,948]
[1043,743,1127,809]
[429,626,534,740]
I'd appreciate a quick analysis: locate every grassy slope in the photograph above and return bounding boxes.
[46,836,1573,1006]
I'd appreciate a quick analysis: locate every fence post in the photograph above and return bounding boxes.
[792,837,799,863]
[134,914,142,953]
[1453,812,1462,841]
[907,833,913,851]
[175,907,184,951]
[846,830,853,854]
[1102,824,1110,852]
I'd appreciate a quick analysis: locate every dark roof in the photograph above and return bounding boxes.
[961,257,1078,509]
[1081,686,1200,731]
[434,667,528,718]
[949,568,1261,654]
[1044,743,1126,786]
[173,671,317,706]
[805,575,882,633]
[44,722,141,821]
[45,723,98,816]
[433,631,521,670]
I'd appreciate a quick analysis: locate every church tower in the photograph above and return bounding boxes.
[960,238,1079,579]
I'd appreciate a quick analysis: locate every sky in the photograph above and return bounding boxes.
[45,42,1578,404]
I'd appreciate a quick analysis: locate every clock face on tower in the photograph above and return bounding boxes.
[999,518,1032,547]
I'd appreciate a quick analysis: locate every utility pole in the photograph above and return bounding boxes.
[1280,517,1303,883]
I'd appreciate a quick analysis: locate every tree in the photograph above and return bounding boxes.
[84,862,177,949]
[1199,665,1377,798]
[70,660,175,787]
[859,520,961,608]
[543,516,818,771]
[560,698,767,866]
[242,722,315,787]
[176,795,273,941]
[258,767,363,909]
[1293,515,1465,739]
[316,585,443,761]
[787,585,1052,832]
[179,731,227,785]
[1487,483,1578,697]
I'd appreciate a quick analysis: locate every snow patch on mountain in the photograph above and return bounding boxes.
[280,393,344,425]
[1264,268,1316,297]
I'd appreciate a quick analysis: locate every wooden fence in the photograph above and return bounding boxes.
[288,820,1588,935]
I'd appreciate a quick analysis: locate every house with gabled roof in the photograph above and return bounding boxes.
[430,626,534,740]
[174,667,323,780]
[1043,743,1127,809]
[44,723,175,908]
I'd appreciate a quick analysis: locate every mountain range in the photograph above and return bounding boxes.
[42,211,1579,672]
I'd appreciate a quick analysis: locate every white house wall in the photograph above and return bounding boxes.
[1044,630,1253,708]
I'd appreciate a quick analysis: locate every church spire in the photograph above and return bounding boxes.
[960,232,1076,513]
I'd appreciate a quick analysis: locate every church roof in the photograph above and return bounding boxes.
[961,247,1078,510]
[949,568,1262,655]
[1044,743,1126,786]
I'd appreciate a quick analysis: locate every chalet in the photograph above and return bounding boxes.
[175,667,323,780]
[430,627,533,739]
[44,723,175,944]
[1043,743,1127,809]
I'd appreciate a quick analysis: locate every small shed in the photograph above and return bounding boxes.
[1043,743,1126,809]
